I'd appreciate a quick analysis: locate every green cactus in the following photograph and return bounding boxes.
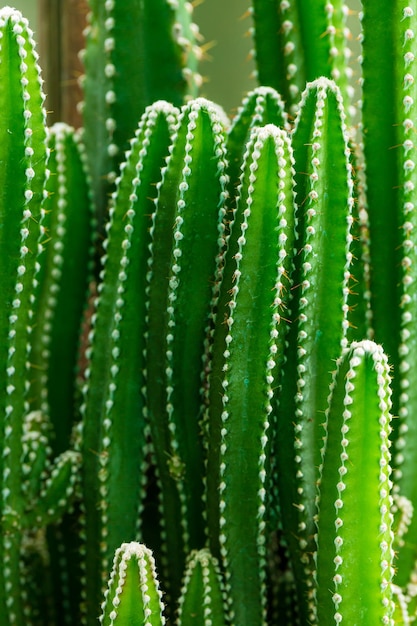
[177,548,227,626]
[99,542,165,626]
[205,122,296,625]
[315,340,395,624]
[144,97,228,599]
[250,0,355,115]
[81,99,178,622]
[275,76,354,623]
[3,0,417,624]
[82,0,201,225]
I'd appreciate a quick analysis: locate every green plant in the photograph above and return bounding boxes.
[0,1,416,624]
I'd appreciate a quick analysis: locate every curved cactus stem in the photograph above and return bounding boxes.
[31,122,94,454]
[24,450,80,529]
[81,100,178,621]
[250,0,355,116]
[315,340,395,625]
[82,0,201,225]
[144,98,228,599]
[206,123,296,625]
[99,542,165,626]
[275,77,354,623]
[0,8,49,625]
[177,549,227,626]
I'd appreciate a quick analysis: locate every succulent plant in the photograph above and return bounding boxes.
[1,0,417,624]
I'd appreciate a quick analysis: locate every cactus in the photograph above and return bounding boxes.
[99,542,165,626]
[80,99,178,622]
[205,122,296,625]
[3,0,417,624]
[315,340,395,624]
[274,76,354,623]
[177,548,227,626]
[81,0,202,225]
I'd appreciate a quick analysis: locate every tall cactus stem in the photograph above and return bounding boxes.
[144,97,228,599]
[250,1,355,117]
[275,77,354,623]
[391,1,417,588]
[81,100,178,622]
[206,123,296,626]
[0,7,48,624]
[82,0,201,225]
[31,122,93,454]
[315,340,395,625]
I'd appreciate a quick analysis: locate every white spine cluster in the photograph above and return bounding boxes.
[396,3,417,481]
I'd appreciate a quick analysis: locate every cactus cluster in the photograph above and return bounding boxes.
[1,0,417,624]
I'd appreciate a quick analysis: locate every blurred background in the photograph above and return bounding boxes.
[8,0,361,118]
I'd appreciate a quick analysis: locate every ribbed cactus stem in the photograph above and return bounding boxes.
[276,77,354,623]
[206,123,296,626]
[31,122,93,454]
[0,7,48,624]
[250,1,355,116]
[144,98,228,599]
[226,86,288,208]
[360,0,400,382]
[315,340,395,625]
[82,0,201,224]
[177,549,227,626]
[99,542,165,626]
[81,100,178,622]
[392,2,417,589]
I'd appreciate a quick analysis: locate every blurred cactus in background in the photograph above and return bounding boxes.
[0,1,416,624]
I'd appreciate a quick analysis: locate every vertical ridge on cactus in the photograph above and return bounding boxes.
[206,122,296,626]
[315,340,395,625]
[81,100,178,622]
[82,0,200,225]
[275,77,354,623]
[0,8,49,624]
[144,97,228,600]
[391,0,417,589]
